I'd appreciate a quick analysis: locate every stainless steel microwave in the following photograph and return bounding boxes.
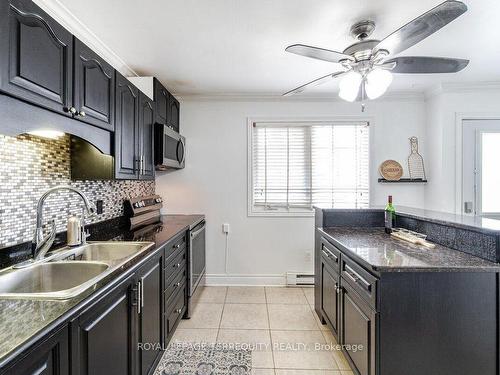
[154,125,185,170]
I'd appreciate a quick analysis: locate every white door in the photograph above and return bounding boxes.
[462,119,500,217]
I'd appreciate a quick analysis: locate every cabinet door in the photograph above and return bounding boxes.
[73,39,115,131]
[73,276,136,375]
[138,92,155,180]
[340,282,377,375]
[154,78,168,125]
[321,258,339,337]
[0,0,73,115]
[2,326,69,375]
[115,73,139,179]
[137,253,163,375]
[167,95,180,132]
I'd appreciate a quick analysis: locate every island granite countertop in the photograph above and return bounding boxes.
[0,214,203,369]
[320,226,500,273]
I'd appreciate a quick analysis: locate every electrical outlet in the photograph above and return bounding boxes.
[222,223,230,234]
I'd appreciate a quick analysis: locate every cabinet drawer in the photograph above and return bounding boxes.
[341,256,378,309]
[163,234,186,264]
[164,247,186,281]
[321,237,341,273]
[164,266,187,303]
[165,283,186,339]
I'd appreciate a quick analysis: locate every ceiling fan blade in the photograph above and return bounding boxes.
[283,71,346,96]
[386,56,469,73]
[285,44,354,64]
[375,1,467,56]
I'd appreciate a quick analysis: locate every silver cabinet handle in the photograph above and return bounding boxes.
[137,280,142,314]
[174,263,181,268]
[68,107,77,114]
[175,308,182,314]
[141,278,144,308]
[173,282,181,287]
[322,247,338,263]
[174,244,180,249]
[78,110,86,117]
[344,265,371,290]
[335,283,340,294]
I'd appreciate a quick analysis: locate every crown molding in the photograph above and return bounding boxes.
[33,0,138,77]
[425,81,500,99]
[177,90,424,103]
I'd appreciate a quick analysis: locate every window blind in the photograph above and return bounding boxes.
[252,121,369,212]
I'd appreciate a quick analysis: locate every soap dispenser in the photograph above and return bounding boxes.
[67,216,82,246]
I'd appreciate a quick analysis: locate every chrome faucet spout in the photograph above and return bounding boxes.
[33,186,95,261]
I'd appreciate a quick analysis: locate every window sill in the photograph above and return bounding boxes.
[248,209,315,218]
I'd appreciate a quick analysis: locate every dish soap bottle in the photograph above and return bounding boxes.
[385,195,396,234]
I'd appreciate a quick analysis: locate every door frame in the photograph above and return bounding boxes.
[454,113,500,214]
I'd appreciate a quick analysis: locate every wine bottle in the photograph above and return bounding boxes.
[384,195,395,234]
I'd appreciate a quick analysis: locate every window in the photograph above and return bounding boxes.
[249,120,370,216]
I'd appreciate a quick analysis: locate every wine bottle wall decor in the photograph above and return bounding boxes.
[407,136,426,180]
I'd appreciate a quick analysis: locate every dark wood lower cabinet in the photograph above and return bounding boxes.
[1,235,188,375]
[340,282,376,375]
[315,231,500,375]
[137,253,163,375]
[320,258,339,337]
[1,326,69,375]
[72,275,136,375]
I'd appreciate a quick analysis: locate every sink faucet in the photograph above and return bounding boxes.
[33,186,95,261]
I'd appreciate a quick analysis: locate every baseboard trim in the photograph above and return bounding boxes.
[205,274,286,286]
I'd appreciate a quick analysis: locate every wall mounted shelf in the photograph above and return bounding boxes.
[378,178,428,183]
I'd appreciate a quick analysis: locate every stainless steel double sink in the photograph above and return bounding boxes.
[0,242,154,300]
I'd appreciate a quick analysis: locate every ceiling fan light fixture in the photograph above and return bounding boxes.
[365,68,393,100]
[339,71,362,102]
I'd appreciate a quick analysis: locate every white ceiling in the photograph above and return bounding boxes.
[59,0,500,96]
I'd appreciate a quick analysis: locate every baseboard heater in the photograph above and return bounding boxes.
[286,272,314,286]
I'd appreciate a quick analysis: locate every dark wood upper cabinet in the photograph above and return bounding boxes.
[139,92,155,180]
[73,39,115,131]
[1,326,69,375]
[153,78,180,133]
[137,253,163,375]
[0,0,73,116]
[72,276,137,375]
[167,95,180,133]
[154,78,168,125]
[115,73,139,180]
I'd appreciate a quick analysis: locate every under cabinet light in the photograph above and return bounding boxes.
[27,130,65,140]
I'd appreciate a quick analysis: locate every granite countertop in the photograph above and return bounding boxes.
[320,227,500,273]
[0,214,203,368]
[315,205,500,234]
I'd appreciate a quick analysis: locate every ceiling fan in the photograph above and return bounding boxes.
[283,0,469,102]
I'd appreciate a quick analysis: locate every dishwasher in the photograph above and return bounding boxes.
[186,219,206,318]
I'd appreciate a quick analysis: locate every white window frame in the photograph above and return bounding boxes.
[247,116,373,217]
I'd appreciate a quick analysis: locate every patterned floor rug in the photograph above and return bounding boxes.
[154,347,252,375]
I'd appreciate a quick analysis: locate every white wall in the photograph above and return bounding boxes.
[156,97,426,285]
[424,86,500,213]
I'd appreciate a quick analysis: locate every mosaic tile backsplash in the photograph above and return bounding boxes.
[0,134,155,248]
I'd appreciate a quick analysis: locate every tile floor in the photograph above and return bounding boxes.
[171,286,354,375]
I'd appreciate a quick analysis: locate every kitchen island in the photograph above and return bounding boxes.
[315,207,500,375]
